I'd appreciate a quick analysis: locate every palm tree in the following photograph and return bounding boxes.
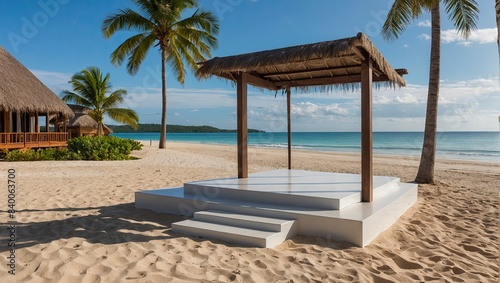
[62,67,139,136]
[382,0,479,184]
[102,0,219,149]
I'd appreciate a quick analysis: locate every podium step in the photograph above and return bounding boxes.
[172,210,296,248]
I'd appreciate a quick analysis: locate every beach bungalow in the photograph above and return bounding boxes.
[66,104,112,138]
[0,46,74,150]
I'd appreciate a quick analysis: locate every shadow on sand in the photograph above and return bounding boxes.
[0,203,185,252]
[1,203,356,251]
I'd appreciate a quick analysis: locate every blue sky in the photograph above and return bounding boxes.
[0,0,498,132]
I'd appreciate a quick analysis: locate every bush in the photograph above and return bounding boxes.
[67,136,142,161]
[5,147,82,161]
[5,136,142,161]
[6,149,39,161]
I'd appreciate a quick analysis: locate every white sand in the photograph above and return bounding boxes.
[0,141,498,282]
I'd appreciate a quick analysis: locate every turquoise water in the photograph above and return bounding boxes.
[112,132,500,162]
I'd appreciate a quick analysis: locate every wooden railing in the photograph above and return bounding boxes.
[0,132,69,149]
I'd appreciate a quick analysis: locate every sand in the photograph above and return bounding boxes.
[0,141,498,282]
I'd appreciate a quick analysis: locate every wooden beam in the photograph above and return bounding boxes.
[286,87,292,170]
[274,75,361,88]
[273,70,403,88]
[245,72,279,90]
[361,56,373,202]
[263,65,360,78]
[237,73,248,178]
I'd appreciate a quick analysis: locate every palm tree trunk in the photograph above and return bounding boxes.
[97,123,103,136]
[159,48,167,149]
[496,0,500,65]
[416,4,440,184]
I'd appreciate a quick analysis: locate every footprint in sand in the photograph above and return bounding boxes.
[253,259,267,269]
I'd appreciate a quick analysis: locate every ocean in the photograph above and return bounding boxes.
[112,132,500,162]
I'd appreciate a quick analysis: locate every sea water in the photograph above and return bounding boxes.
[112,132,500,162]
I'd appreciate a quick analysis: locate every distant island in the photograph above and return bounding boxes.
[108,124,265,133]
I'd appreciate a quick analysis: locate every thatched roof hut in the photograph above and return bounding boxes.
[0,46,73,118]
[67,104,112,135]
[197,33,406,91]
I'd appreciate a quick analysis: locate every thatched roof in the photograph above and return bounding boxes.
[67,113,112,134]
[197,33,407,91]
[0,46,73,118]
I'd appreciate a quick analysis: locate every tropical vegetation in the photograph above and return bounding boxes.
[102,0,219,149]
[5,136,143,161]
[382,0,479,184]
[62,67,139,136]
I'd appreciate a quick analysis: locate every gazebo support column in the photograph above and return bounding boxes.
[286,87,292,170]
[237,73,248,178]
[361,56,373,202]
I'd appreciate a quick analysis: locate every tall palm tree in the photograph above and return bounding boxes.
[102,0,219,149]
[382,0,479,184]
[62,67,139,136]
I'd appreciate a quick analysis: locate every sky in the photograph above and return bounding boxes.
[0,0,498,132]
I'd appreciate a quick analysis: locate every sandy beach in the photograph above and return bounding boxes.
[0,141,498,282]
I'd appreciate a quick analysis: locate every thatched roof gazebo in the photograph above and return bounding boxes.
[197,33,407,203]
[0,46,73,118]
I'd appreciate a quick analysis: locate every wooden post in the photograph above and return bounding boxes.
[35,112,39,133]
[286,87,292,170]
[361,56,373,202]
[237,73,248,178]
[4,111,10,143]
[45,113,49,132]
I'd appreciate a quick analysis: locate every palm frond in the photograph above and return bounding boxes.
[106,108,139,129]
[126,33,157,75]
[382,0,417,41]
[61,91,93,108]
[102,89,128,109]
[102,8,154,38]
[443,0,479,38]
[166,39,186,84]
[110,33,149,66]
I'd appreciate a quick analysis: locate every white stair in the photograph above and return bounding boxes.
[172,210,296,248]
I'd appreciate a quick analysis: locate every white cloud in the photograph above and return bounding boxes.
[441,28,497,45]
[418,28,497,45]
[30,69,73,95]
[292,102,350,118]
[403,44,409,48]
[393,93,419,104]
[418,33,431,40]
[30,69,72,84]
[417,20,431,27]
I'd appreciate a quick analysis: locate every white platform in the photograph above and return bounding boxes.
[135,170,418,247]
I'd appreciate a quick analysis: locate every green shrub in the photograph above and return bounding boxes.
[6,149,38,161]
[5,147,81,161]
[67,136,142,161]
[5,136,141,161]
